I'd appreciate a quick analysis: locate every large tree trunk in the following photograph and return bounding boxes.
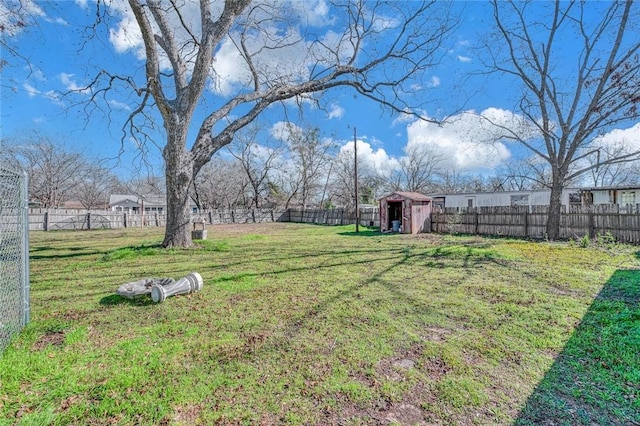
[546,170,565,241]
[162,134,195,248]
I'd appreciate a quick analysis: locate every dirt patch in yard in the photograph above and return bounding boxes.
[32,331,65,351]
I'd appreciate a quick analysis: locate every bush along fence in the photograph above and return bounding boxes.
[431,205,640,243]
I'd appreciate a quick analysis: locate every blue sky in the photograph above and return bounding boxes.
[1,0,639,180]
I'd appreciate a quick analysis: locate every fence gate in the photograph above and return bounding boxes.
[0,165,29,352]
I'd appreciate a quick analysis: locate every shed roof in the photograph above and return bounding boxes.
[380,191,432,202]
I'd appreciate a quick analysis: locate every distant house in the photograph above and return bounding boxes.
[109,194,167,213]
[109,194,201,214]
[429,185,640,211]
[428,188,582,211]
[579,185,640,208]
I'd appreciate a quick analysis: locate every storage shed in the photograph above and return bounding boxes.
[379,192,432,234]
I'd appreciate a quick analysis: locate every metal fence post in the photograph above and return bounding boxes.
[22,169,30,325]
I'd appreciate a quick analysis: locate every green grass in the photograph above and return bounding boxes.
[1,223,639,425]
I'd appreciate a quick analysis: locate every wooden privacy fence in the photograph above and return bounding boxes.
[27,205,640,244]
[286,207,380,227]
[431,205,640,243]
[27,207,376,231]
[28,208,288,231]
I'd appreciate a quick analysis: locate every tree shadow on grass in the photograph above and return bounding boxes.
[30,250,106,260]
[337,227,401,237]
[514,269,640,425]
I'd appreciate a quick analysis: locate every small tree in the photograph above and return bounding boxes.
[384,143,444,194]
[329,142,384,208]
[280,125,333,209]
[192,156,247,210]
[73,163,118,209]
[227,125,282,209]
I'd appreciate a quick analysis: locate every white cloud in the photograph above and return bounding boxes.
[291,0,333,27]
[405,109,518,172]
[339,139,399,175]
[210,23,354,96]
[102,1,353,98]
[108,13,146,59]
[457,55,472,63]
[108,99,132,111]
[23,83,39,98]
[270,121,303,143]
[60,73,87,92]
[23,82,63,106]
[392,110,418,127]
[31,68,47,82]
[593,122,640,153]
[327,103,344,119]
[427,76,440,88]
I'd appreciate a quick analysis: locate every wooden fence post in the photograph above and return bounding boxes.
[474,209,479,234]
[588,208,595,239]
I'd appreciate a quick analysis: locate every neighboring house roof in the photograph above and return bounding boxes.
[380,191,432,202]
[427,188,583,197]
[580,185,640,192]
[109,194,166,207]
[428,186,639,198]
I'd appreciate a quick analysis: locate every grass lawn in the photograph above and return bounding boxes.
[1,223,639,425]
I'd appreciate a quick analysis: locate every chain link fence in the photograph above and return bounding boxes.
[0,165,29,352]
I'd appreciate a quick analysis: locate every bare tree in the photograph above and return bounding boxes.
[72,163,118,209]
[384,144,444,194]
[78,0,457,247]
[434,167,468,193]
[125,175,166,197]
[329,143,384,208]
[4,132,88,208]
[227,125,282,208]
[585,144,640,187]
[192,156,247,210]
[494,157,553,191]
[280,125,333,208]
[487,0,640,239]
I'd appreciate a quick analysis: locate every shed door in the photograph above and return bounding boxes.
[387,201,402,230]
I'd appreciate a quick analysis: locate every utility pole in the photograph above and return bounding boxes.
[354,127,359,233]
